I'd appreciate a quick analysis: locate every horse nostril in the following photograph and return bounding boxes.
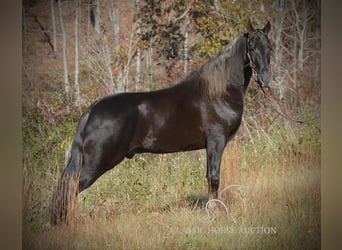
[260,72,271,85]
[264,75,271,85]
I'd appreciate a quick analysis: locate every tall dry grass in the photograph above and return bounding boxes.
[23,166,320,249]
[23,113,320,249]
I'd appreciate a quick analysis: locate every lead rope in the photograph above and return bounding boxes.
[259,85,318,124]
[245,36,318,124]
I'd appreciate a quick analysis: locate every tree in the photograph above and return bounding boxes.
[74,0,80,106]
[272,0,286,99]
[135,0,141,90]
[51,0,57,57]
[58,0,70,95]
[94,0,115,92]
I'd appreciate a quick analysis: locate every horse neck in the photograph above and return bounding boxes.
[227,34,249,94]
[243,65,253,94]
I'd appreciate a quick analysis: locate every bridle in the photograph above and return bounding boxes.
[246,51,258,84]
[244,31,318,124]
[245,30,268,88]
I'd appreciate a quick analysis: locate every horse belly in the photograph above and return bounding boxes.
[153,126,205,153]
[131,114,205,154]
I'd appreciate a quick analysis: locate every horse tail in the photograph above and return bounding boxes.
[49,108,91,225]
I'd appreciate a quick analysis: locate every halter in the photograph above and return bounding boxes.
[244,32,257,74]
[247,51,257,75]
[244,32,317,124]
[244,30,271,87]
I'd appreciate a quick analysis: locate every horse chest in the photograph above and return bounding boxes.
[204,99,243,131]
[215,100,241,118]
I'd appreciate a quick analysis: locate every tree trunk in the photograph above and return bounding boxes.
[146,43,153,90]
[58,0,70,95]
[273,3,285,99]
[51,0,57,57]
[183,23,189,74]
[292,0,305,73]
[86,2,93,37]
[298,31,304,72]
[74,1,80,106]
[135,48,141,91]
[109,2,120,53]
[292,17,297,88]
[135,0,141,91]
[95,0,101,34]
[95,1,115,92]
[104,37,115,92]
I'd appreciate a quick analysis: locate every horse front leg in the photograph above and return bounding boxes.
[206,136,226,200]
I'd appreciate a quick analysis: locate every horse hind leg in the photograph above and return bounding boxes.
[78,131,131,192]
[50,132,128,224]
[78,110,141,192]
[78,154,126,193]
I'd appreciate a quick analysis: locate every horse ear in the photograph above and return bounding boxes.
[263,21,271,34]
[247,20,255,34]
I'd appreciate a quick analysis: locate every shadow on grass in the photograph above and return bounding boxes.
[182,194,209,209]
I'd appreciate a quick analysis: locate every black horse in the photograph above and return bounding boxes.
[50,21,272,224]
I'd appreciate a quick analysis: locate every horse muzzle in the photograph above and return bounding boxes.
[256,70,271,87]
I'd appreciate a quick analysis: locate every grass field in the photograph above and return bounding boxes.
[22,115,320,249]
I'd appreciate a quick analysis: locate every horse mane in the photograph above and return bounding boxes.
[197,33,247,98]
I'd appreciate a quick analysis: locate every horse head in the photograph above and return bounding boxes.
[246,20,272,87]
